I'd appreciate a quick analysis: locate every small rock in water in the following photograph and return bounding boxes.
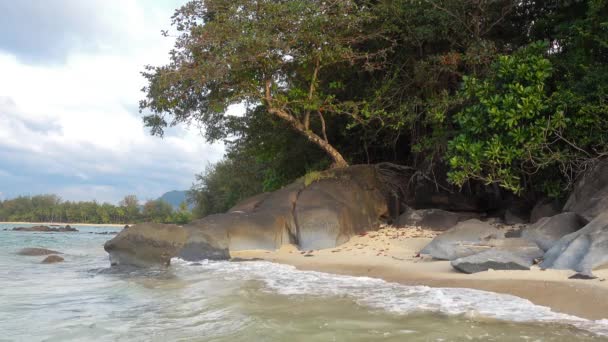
[41,255,64,264]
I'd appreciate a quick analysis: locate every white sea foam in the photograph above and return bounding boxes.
[172,258,608,336]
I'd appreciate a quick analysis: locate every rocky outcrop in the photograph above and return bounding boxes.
[396,207,478,231]
[104,223,189,266]
[451,248,543,274]
[294,167,388,250]
[42,255,64,264]
[105,165,391,266]
[17,248,62,256]
[419,219,505,260]
[530,199,561,223]
[12,225,78,232]
[540,213,608,273]
[521,212,586,251]
[563,159,608,221]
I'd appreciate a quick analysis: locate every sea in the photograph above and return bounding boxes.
[1,223,608,341]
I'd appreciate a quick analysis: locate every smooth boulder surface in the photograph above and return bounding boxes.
[17,248,62,256]
[41,255,64,264]
[420,219,505,260]
[521,212,586,251]
[451,249,539,274]
[396,207,478,231]
[295,166,387,250]
[541,213,608,272]
[104,223,189,267]
[563,159,608,221]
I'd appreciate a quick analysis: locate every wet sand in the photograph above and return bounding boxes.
[232,226,608,320]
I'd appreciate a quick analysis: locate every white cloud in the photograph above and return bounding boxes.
[0,0,226,203]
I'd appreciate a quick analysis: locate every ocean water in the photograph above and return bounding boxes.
[1,223,607,341]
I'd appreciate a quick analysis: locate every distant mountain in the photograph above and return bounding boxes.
[158,190,191,210]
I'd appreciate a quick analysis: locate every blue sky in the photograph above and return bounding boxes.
[0,0,225,203]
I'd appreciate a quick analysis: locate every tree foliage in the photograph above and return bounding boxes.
[140,0,390,167]
[157,0,608,213]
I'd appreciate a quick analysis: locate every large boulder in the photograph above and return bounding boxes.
[294,166,388,250]
[104,223,189,267]
[105,165,391,266]
[396,207,478,231]
[521,212,586,251]
[451,248,543,274]
[420,219,505,260]
[540,213,608,273]
[17,248,62,256]
[563,159,608,221]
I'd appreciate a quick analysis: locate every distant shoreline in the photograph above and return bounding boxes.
[0,222,127,227]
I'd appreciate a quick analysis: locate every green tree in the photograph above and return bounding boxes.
[140,0,389,168]
[447,41,608,196]
[143,199,174,223]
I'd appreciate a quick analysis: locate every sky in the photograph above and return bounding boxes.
[0,0,226,204]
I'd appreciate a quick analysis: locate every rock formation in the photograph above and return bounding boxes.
[541,213,608,273]
[521,212,586,251]
[105,165,391,266]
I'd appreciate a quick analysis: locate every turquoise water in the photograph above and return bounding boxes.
[1,223,607,341]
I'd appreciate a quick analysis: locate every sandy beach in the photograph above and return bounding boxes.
[0,222,127,227]
[232,226,608,321]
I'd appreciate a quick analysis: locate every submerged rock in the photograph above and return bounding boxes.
[522,212,586,251]
[396,207,478,231]
[41,255,64,264]
[541,213,608,273]
[17,248,62,256]
[420,219,504,260]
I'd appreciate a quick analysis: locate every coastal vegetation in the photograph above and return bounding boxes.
[0,194,193,224]
[138,0,608,217]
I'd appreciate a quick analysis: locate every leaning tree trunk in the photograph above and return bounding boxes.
[267,107,348,168]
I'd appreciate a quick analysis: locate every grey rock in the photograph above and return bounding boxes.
[530,199,561,223]
[451,249,541,274]
[420,219,505,260]
[104,223,189,267]
[563,159,608,221]
[541,213,608,272]
[396,207,478,231]
[522,212,586,251]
